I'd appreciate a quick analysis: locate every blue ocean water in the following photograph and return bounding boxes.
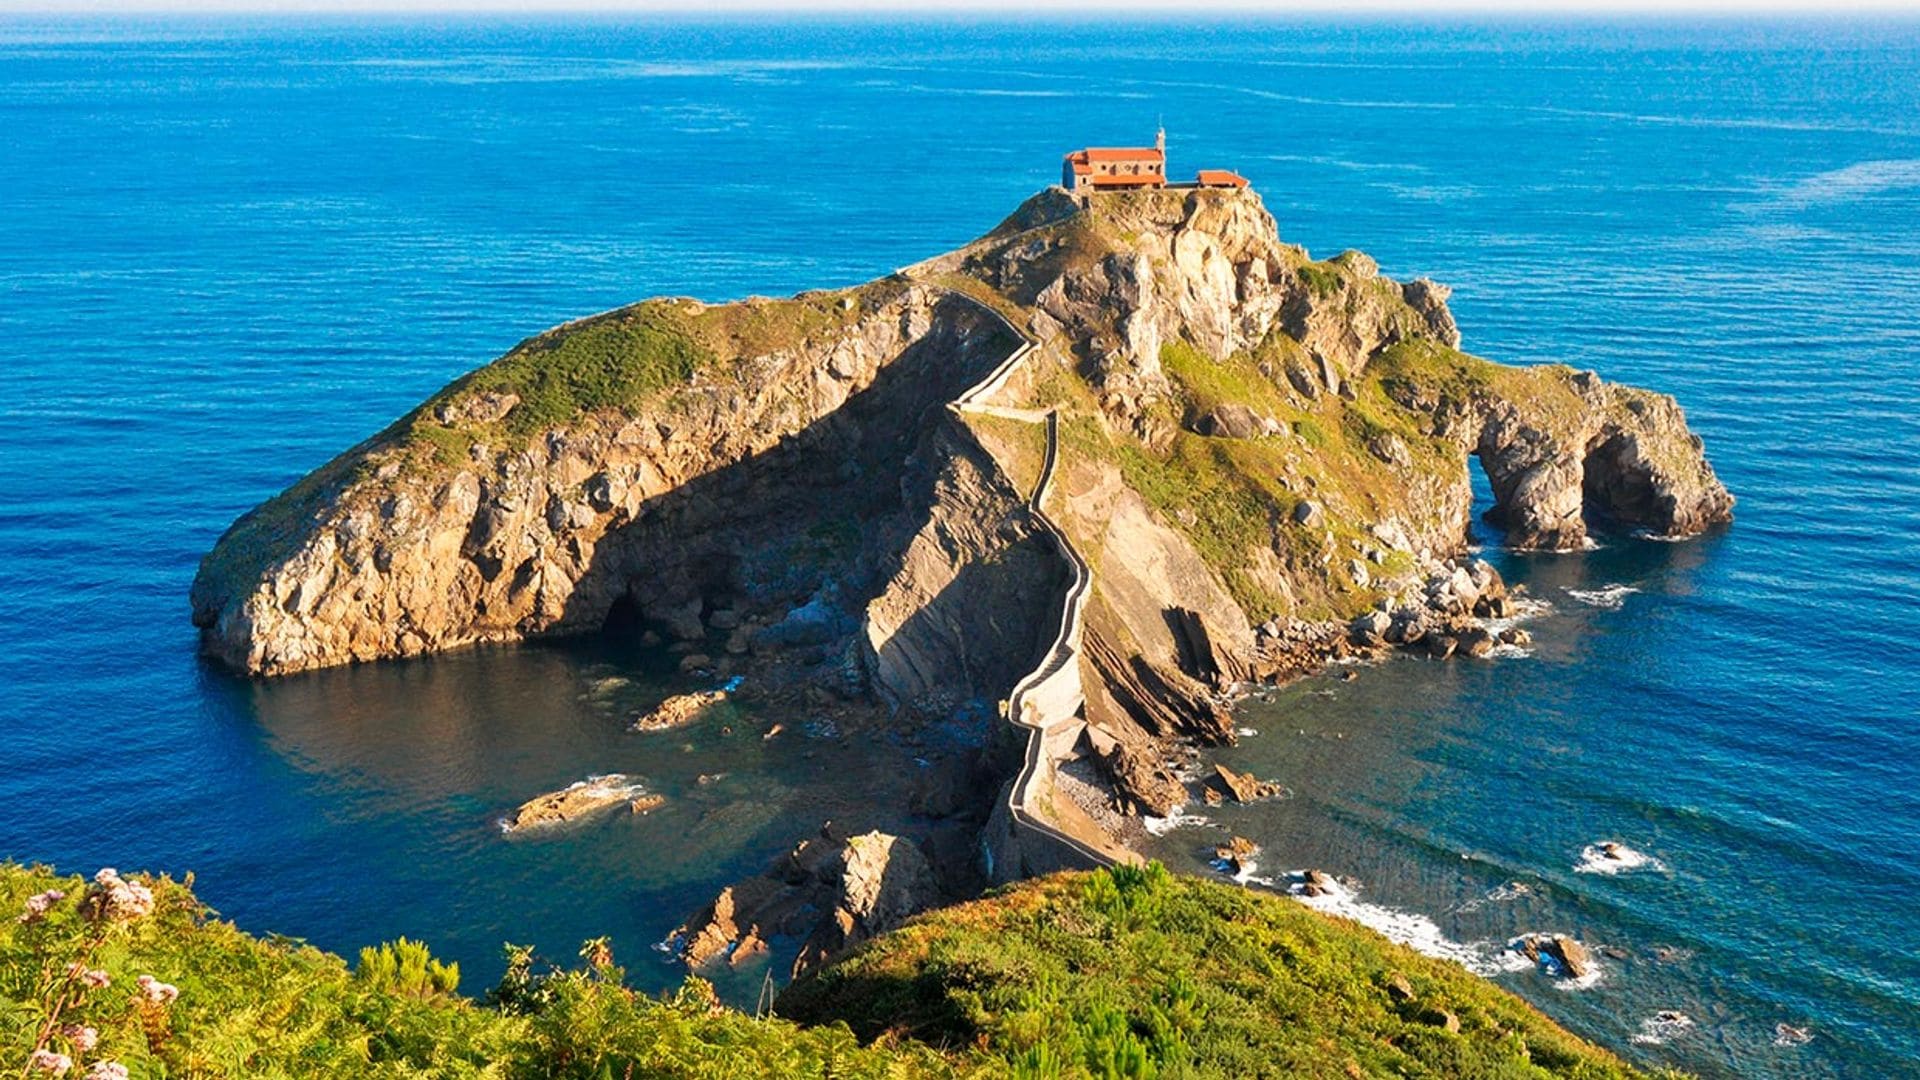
[1,14,1916,1077]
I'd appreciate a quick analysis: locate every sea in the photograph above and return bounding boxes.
[2,14,1916,1078]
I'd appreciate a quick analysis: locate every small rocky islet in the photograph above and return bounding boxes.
[185,181,1730,1074]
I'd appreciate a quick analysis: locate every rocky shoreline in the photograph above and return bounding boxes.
[195,182,1730,984]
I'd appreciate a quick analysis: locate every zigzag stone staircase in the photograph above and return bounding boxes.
[940,288,1137,878]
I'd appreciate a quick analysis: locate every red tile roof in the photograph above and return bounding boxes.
[1196,169,1250,188]
[1190,167,1251,186]
[1065,147,1165,166]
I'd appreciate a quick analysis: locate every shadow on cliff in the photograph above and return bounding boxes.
[548,293,1065,724]
[550,295,1010,641]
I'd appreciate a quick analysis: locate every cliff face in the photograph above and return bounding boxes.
[190,284,1057,684]
[194,185,1730,752]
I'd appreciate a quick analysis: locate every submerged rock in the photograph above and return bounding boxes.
[504,775,656,832]
[631,687,730,733]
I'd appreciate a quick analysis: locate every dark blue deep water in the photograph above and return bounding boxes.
[2,15,1916,1078]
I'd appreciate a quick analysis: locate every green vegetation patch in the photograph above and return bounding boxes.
[0,863,948,1079]
[396,283,907,472]
[1297,262,1343,299]
[1063,413,1294,620]
[784,865,1678,1080]
[2,863,1675,1080]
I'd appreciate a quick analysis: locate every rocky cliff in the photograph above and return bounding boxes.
[194,183,1730,869]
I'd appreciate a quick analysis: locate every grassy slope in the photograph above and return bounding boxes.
[0,864,947,1079]
[784,865,1676,1080]
[3,864,1670,1080]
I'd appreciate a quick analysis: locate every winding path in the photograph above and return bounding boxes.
[941,287,1129,874]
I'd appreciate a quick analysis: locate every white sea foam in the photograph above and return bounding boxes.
[1487,643,1535,660]
[1213,858,1273,887]
[1565,584,1638,610]
[1575,841,1666,876]
[1143,806,1211,836]
[1630,1011,1696,1045]
[1489,596,1554,627]
[1236,726,1258,738]
[1451,880,1536,913]
[1631,528,1695,544]
[1773,1022,1814,1048]
[1285,874,1519,977]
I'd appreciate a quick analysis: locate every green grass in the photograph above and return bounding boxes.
[466,304,713,436]
[783,864,1678,1080]
[0,864,947,1079]
[2,863,1674,1080]
[1158,340,1292,423]
[1297,263,1343,299]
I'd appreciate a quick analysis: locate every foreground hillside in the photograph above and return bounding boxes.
[2,862,1671,1079]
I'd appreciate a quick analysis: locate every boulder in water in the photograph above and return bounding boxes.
[632,687,730,732]
[1301,868,1335,897]
[504,774,654,831]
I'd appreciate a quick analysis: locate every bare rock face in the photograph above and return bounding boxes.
[1400,278,1461,348]
[675,825,942,977]
[1468,377,1734,550]
[191,286,1025,676]
[861,424,1066,716]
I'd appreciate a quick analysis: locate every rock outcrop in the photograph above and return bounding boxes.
[1515,933,1597,980]
[194,181,1730,907]
[630,687,730,733]
[502,775,660,832]
[191,285,1040,679]
[197,186,1727,687]
[676,824,943,977]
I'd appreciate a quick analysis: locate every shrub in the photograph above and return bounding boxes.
[357,937,460,998]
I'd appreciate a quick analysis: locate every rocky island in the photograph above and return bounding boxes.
[188,182,1728,1043]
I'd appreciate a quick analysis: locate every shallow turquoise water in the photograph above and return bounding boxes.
[1,15,1916,1077]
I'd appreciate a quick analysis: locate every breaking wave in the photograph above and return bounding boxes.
[1143,806,1211,836]
[1565,584,1638,610]
[1575,841,1666,876]
[1281,873,1524,977]
[1631,1011,1696,1045]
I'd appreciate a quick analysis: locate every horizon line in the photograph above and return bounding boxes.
[7,2,1920,18]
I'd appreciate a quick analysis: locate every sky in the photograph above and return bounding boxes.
[6,0,1918,15]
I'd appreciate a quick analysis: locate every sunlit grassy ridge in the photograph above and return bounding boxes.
[784,865,1678,1080]
[3,863,1671,1080]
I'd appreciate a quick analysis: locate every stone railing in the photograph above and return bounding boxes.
[938,287,1121,877]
